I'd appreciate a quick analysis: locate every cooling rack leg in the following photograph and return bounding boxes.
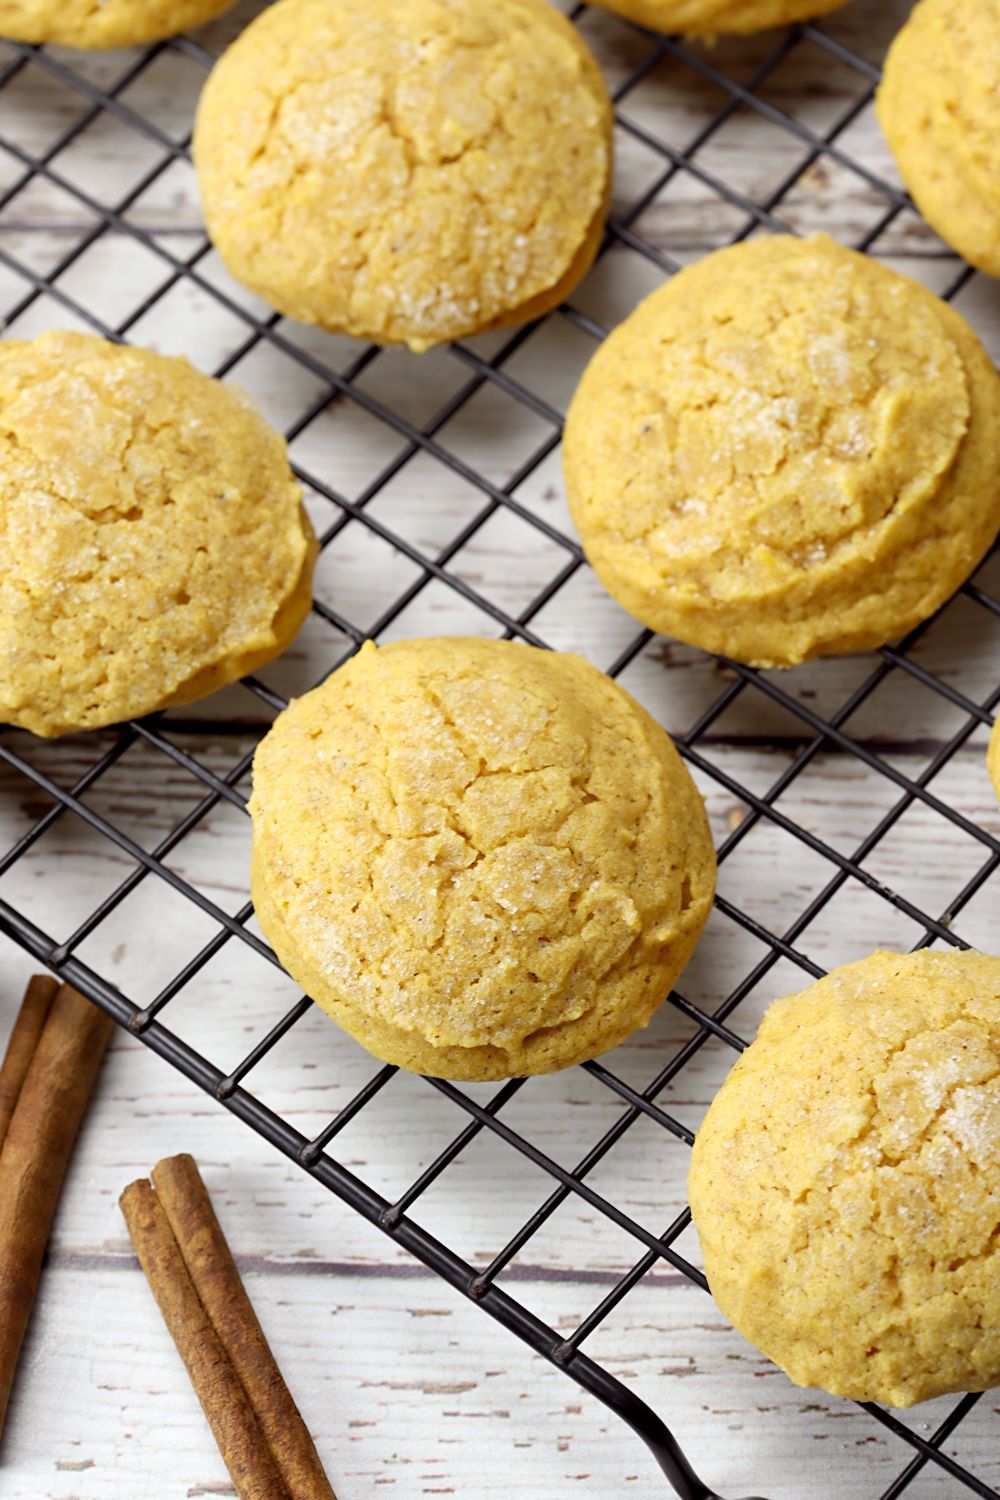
[563,1347,720,1499]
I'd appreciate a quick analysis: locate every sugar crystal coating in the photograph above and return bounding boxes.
[0,0,235,47]
[689,949,1000,1407]
[878,0,1000,278]
[249,637,715,1079]
[193,0,612,350]
[564,234,1000,666]
[0,331,315,736]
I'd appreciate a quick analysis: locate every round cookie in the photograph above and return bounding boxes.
[563,233,1000,667]
[0,0,235,47]
[689,949,1000,1407]
[249,637,716,1079]
[193,0,613,351]
[989,717,1000,806]
[878,0,1000,278]
[0,331,316,737]
[586,0,849,38]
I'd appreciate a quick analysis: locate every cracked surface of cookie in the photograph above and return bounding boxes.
[586,0,849,37]
[878,0,1000,278]
[193,0,612,351]
[0,331,316,737]
[689,949,1000,1407]
[249,637,715,1079]
[564,234,1000,666]
[0,0,235,47]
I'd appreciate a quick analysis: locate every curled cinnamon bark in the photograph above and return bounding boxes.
[0,975,58,1154]
[120,1178,291,1500]
[151,1153,336,1500]
[122,1156,337,1500]
[0,980,113,1440]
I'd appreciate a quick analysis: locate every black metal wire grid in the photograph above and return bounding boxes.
[0,3,998,1496]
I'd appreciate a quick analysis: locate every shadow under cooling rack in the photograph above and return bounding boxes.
[0,2,998,1496]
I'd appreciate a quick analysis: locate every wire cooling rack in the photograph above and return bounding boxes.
[1,2,999,1495]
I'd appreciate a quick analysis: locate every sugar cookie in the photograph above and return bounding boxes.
[587,0,849,39]
[249,637,716,1079]
[193,0,612,350]
[878,0,1000,278]
[0,0,235,48]
[0,331,315,737]
[564,234,1000,666]
[689,949,1000,1407]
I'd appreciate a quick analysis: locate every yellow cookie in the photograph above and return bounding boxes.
[0,331,316,737]
[564,234,1000,667]
[0,0,235,47]
[249,637,715,1079]
[989,718,1000,805]
[878,0,1000,278]
[689,949,1000,1407]
[193,0,612,351]
[586,0,849,37]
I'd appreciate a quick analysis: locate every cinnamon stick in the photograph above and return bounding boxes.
[0,982,113,1440]
[120,1179,293,1500]
[0,975,58,1154]
[151,1153,336,1500]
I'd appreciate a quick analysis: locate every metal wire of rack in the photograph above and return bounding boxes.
[0,2,998,1496]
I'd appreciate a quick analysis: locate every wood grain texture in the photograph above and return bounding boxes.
[0,0,998,1494]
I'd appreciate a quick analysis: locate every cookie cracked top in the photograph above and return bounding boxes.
[564,234,1000,665]
[194,0,612,350]
[0,331,315,736]
[690,949,1000,1407]
[249,637,715,1079]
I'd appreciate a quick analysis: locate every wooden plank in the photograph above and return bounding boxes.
[0,0,998,1493]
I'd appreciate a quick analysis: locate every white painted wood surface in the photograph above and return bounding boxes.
[1,0,999,1495]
